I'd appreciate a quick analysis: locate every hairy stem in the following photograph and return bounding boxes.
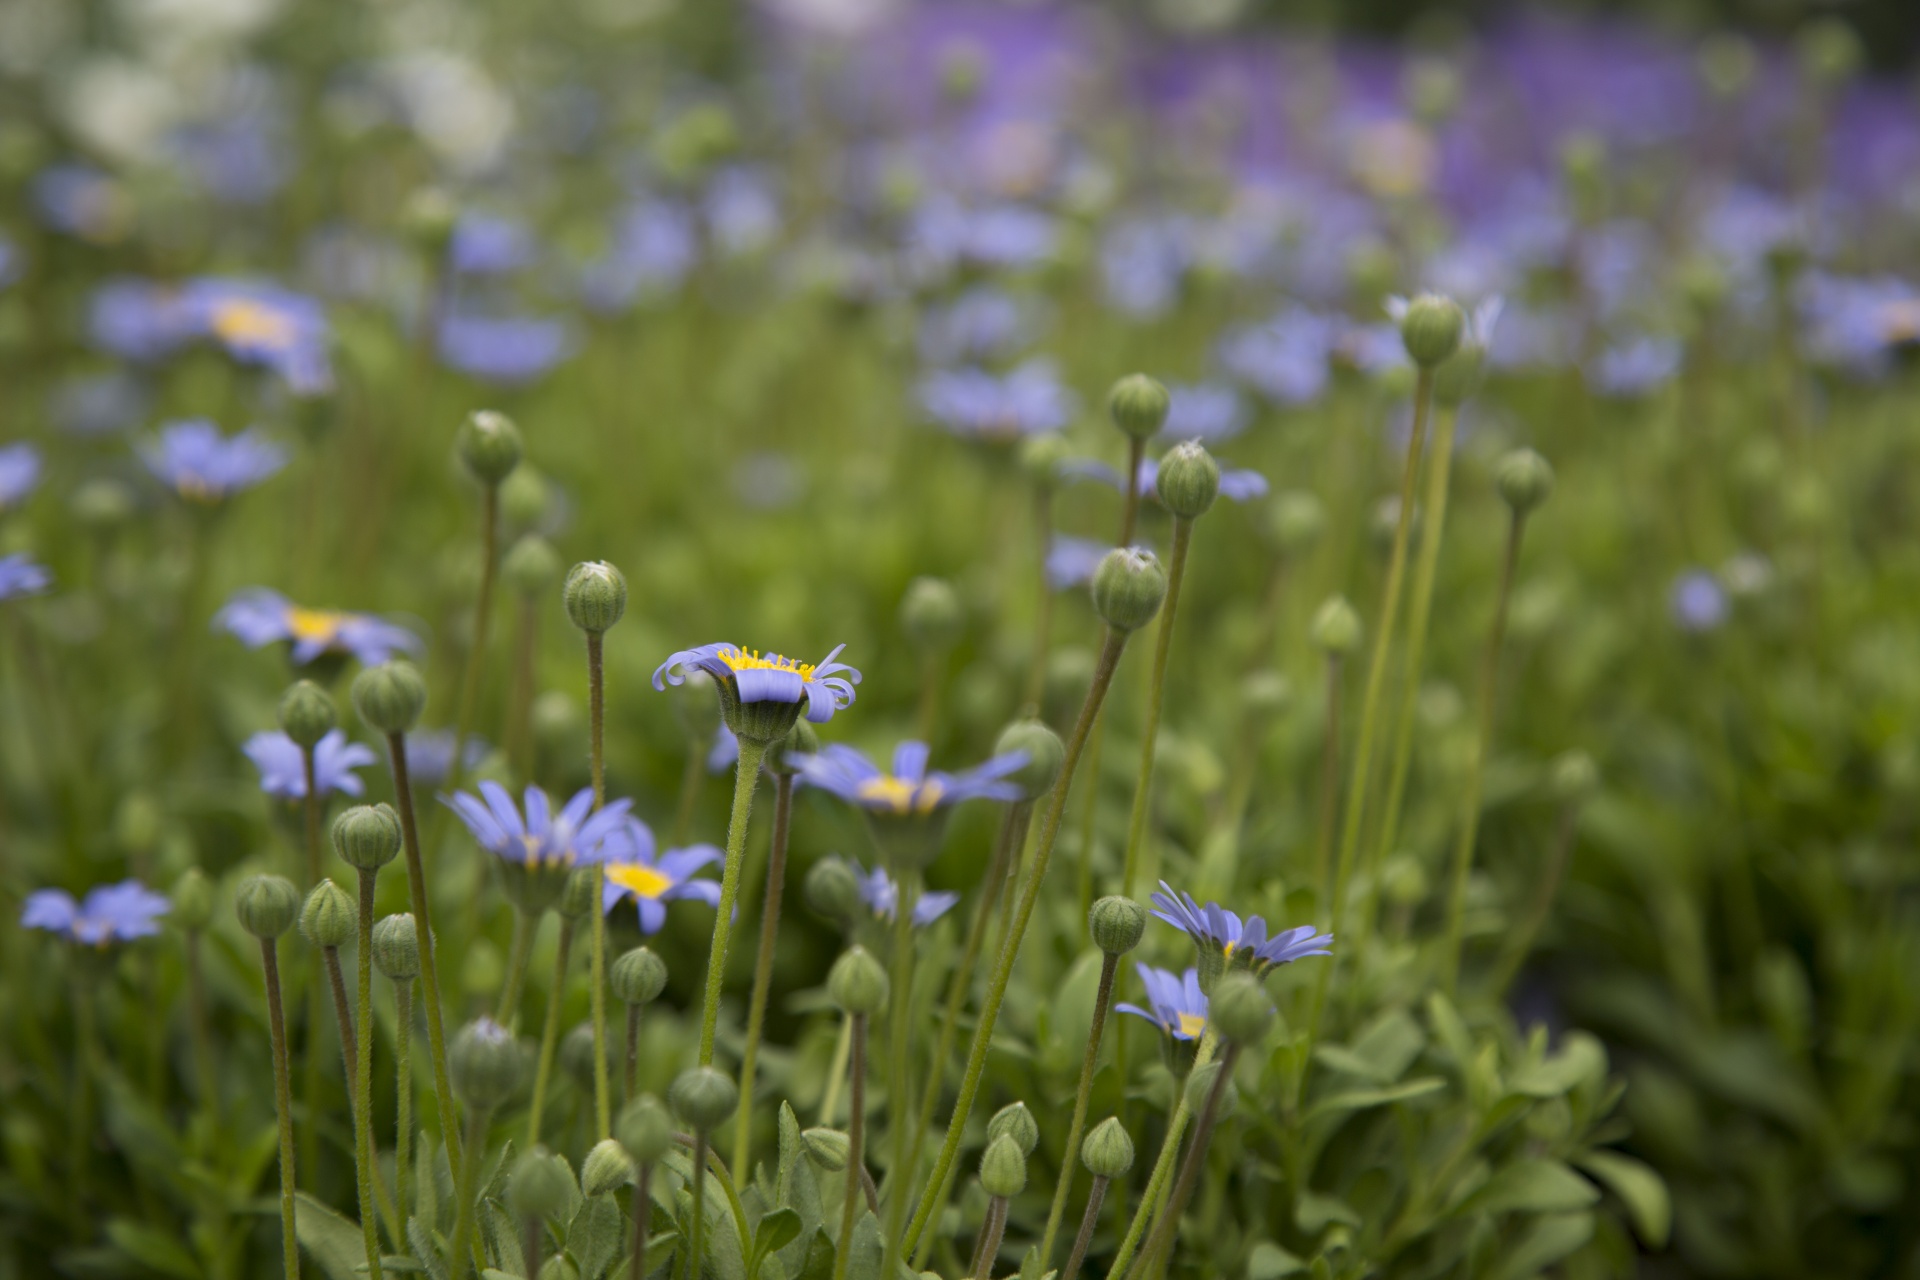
[496,906,536,1027]
[1126,1045,1241,1280]
[1059,1176,1109,1280]
[386,731,461,1169]
[447,484,498,801]
[260,939,300,1280]
[1039,953,1119,1264]
[700,736,770,1064]
[588,631,612,1136]
[733,773,795,1175]
[1120,516,1194,897]
[352,874,385,1279]
[1105,1031,1218,1280]
[526,916,578,1146]
[830,1013,868,1280]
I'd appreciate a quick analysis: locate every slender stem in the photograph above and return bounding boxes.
[1039,954,1119,1264]
[689,1131,709,1280]
[700,737,769,1065]
[733,774,795,1175]
[1489,801,1582,997]
[903,627,1129,1259]
[1059,1176,1109,1280]
[1023,486,1054,711]
[496,907,537,1027]
[301,750,323,887]
[260,939,300,1280]
[1125,1044,1241,1280]
[967,1198,1003,1280]
[68,973,97,1240]
[185,930,219,1116]
[914,652,945,745]
[394,980,413,1217]
[448,1107,490,1280]
[1106,1031,1218,1280]
[819,1015,852,1127]
[387,731,461,1169]
[523,1217,542,1278]
[323,946,360,1097]
[1313,655,1344,907]
[447,484,499,801]
[973,1195,1010,1280]
[527,916,578,1146]
[625,1003,641,1105]
[587,631,612,1137]
[830,1013,868,1280]
[878,869,920,1280]
[353,875,386,1280]
[1365,403,1461,942]
[1120,517,1194,897]
[1074,717,1105,923]
[671,736,704,847]
[506,595,537,784]
[1118,436,1145,547]
[1441,509,1529,995]
[628,1162,653,1280]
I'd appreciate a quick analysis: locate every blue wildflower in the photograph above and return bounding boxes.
[170,115,289,205]
[1588,336,1682,398]
[443,781,635,868]
[437,311,574,385]
[1218,308,1338,406]
[33,165,132,244]
[708,723,741,774]
[403,730,490,788]
[141,421,288,501]
[599,818,723,933]
[1799,272,1920,374]
[1045,535,1115,591]
[1161,383,1249,443]
[1101,217,1190,320]
[705,167,782,258]
[90,280,197,362]
[581,199,698,313]
[918,359,1076,442]
[795,741,1025,816]
[182,279,333,395]
[1116,964,1209,1042]
[217,588,422,665]
[52,372,149,437]
[852,860,959,927]
[908,196,1057,276]
[0,235,19,290]
[918,287,1034,365]
[243,729,378,799]
[1669,570,1728,633]
[653,642,860,734]
[0,554,51,600]
[0,443,41,510]
[449,213,536,276]
[1150,880,1332,983]
[22,880,170,945]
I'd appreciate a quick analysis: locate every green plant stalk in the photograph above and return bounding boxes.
[628,1162,653,1280]
[259,937,300,1280]
[1364,403,1462,944]
[353,872,386,1280]
[688,1130,710,1280]
[1440,508,1529,995]
[877,866,921,1280]
[184,929,219,1116]
[1105,1030,1218,1280]
[447,1106,490,1280]
[625,1003,642,1104]
[445,483,498,802]
[1058,1175,1109,1280]
[969,1196,1008,1280]
[903,626,1129,1260]
[1023,484,1054,711]
[300,743,325,1182]
[1312,654,1345,906]
[1038,952,1120,1264]
[1120,516,1195,897]
[1073,717,1105,923]
[302,749,323,886]
[526,916,578,1146]
[914,651,945,745]
[505,595,538,785]
[830,1013,868,1280]
[819,1015,853,1127]
[522,1215,542,1278]
[65,972,97,1240]
[1488,799,1581,997]
[323,946,403,1241]
[700,736,770,1065]
[394,979,413,1217]
[733,772,796,1175]
[588,630,613,1136]
[1118,436,1145,546]
[1127,1044,1241,1280]
[496,905,536,1026]
[386,731,462,1170]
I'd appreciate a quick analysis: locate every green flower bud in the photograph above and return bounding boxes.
[1209,972,1276,1047]
[564,561,627,634]
[169,868,212,932]
[1495,449,1555,516]
[496,859,569,917]
[1080,1117,1135,1179]
[1088,896,1147,956]
[558,867,598,919]
[372,913,421,980]
[610,946,668,1006]
[802,1128,851,1172]
[900,577,964,652]
[457,409,523,486]
[804,856,864,926]
[766,718,819,776]
[581,1138,636,1197]
[1155,441,1219,520]
[986,1101,1038,1157]
[1371,495,1416,554]
[1241,671,1292,720]
[1107,373,1170,440]
[299,879,358,949]
[560,1023,606,1093]
[500,465,551,528]
[616,1096,675,1165]
[1266,490,1326,555]
[827,946,890,1016]
[978,1134,1027,1199]
[277,680,337,749]
[1090,548,1168,633]
[1550,750,1599,805]
[504,535,563,597]
[994,718,1065,800]
[1019,433,1072,489]
[1310,596,1362,656]
[508,1148,576,1221]
[235,874,301,940]
[352,661,427,735]
[1397,293,1465,367]
[669,1065,739,1133]
[449,1017,525,1110]
[332,803,402,871]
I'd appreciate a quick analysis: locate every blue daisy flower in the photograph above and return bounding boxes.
[217,588,422,666]
[653,642,859,741]
[443,781,635,868]
[1160,383,1249,443]
[1061,454,1269,505]
[22,880,171,946]
[1116,964,1209,1042]
[795,741,1024,816]
[405,730,491,788]
[852,860,959,927]
[1150,880,1333,981]
[182,279,333,396]
[598,818,723,934]
[436,311,575,386]
[243,729,378,799]
[917,359,1076,442]
[0,553,52,601]
[141,420,288,502]
[1045,535,1117,591]
[0,443,42,510]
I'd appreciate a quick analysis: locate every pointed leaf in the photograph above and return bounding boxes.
[753,1207,804,1275]
[1246,1240,1306,1280]
[1464,1160,1599,1217]
[777,1103,803,1208]
[1488,1211,1594,1280]
[1303,1077,1446,1124]
[104,1219,201,1280]
[1575,1152,1670,1248]
[295,1191,374,1280]
[408,1216,451,1280]
[567,1193,626,1280]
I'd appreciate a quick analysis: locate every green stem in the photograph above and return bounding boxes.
[1126,1044,1241,1280]
[325,946,402,1243]
[688,1131,710,1280]
[914,652,945,745]
[496,907,537,1027]
[1118,437,1145,547]
[700,736,770,1065]
[625,1003,641,1105]
[903,627,1130,1260]
[67,972,97,1240]
[1440,509,1528,995]
[448,1107,490,1280]
[1023,486,1054,711]
[353,874,386,1280]
[830,1014,868,1280]
[302,749,323,887]
[446,484,498,801]
[1105,1031,1218,1280]
[1120,517,1194,897]
[628,1162,653,1280]
[394,980,413,1217]
[973,1197,1009,1279]
[1074,717,1105,924]
[588,632,612,1137]
[733,773,795,1175]
[185,930,220,1117]
[387,732,461,1170]
[1312,655,1344,908]
[877,868,920,1280]
[819,1015,852,1127]
[1058,1176,1109,1280]
[526,916,578,1146]
[260,938,300,1280]
[1488,801,1581,998]
[505,595,537,785]
[1038,953,1119,1265]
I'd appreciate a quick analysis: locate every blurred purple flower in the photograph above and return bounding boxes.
[918,358,1075,441]
[1670,569,1728,633]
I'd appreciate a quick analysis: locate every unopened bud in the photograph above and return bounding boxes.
[801,1128,851,1172]
[1397,294,1465,368]
[1495,449,1555,516]
[373,913,421,980]
[457,409,524,486]
[994,719,1065,800]
[277,680,336,749]
[827,946,890,1016]
[1155,441,1219,519]
[449,1017,525,1109]
[170,868,212,932]
[1107,373,1171,440]
[352,661,427,735]
[804,857,864,926]
[508,1148,576,1221]
[1088,896,1146,956]
[978,1134,1027,1198]
[616,1095,675,1164]
[235,875,301,940]
[581,1138,636,1196]
[1266,490,1326,555]
[564,561,627,634]
[504,535,562,597]
[900,577,964,652]
[1209,972,1276,1047]
[1550,750,1599,805]
[986,1101,1038,1156]
[669,1065,739,1133]
[1080,1117,1135,1179]
[332,804,402,871]
[1310,596,1361,656]
[298,879,357,949]
[1090,548,1167,633]
[610,946,668,1006]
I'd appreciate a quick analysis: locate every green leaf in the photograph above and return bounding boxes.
[752,1207,804,1275]
[1303,1077,1446,1124]
[1487,1211,1594,1280]
[1507,1034,1607,1098]
[569,1192,627,1280]
[792,1228,835,1280]
[841,1209,883,1280]
[1574,1151,1670,1248]
[1347,1009,1425,1082]
[408,1216,451,1280]
[1294,1192,1360,1234]
[1426,992,1475,1072]
[482,1199,521,1275]
[1464,1160,1599,1217]
[776,1103,803,1208]
[296,1190,375,1280]
[1246,1240,1306,1280]
[104,1219,201,1280]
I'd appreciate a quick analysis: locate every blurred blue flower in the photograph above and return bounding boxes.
[0,444,41,510]
[918,287,1033,365]
[1101,217,1190,319]
[444,781,635,867]
[705,167,782,258]
[708,723,741,774]
[51,372,149,437]
[655,642,860,725]
[1218,309,1339,406]
[183,279,333,394]
[1161,383,1248,443]
[0,235,19,290]
[22,880,170,945]
[918,359,1075,441]
[141,421,288,501]
[1150,880,1333,975]
[599,818,723,933]
[1669,569,1728,633]
[0,553,51,600]
[437,311,575,385]
[1045,535,1112,590]
[33,165,131,243]
[405,730,490,788]
[795,740,1024,814]
[1588,335,1682,398]
[171,117,289,205]
[244,729,378,799]
[1116,964,1208,1041]
[90,281,197,362]
[908,195,1057,275]
[852,860,958,927]
[217,588,421,665]
[1800,272,1920,373]
[449,213,537,276]
[582,200,699,313]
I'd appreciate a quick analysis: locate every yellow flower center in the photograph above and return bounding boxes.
[211,299,297,351]
[287,606,345,644]
[176,473,221,503]
[717,646,816,681]
[856,775,945,815]
[1176,1012,1207,1039]
[608,863,672,900]
[1882,300,1920,344]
